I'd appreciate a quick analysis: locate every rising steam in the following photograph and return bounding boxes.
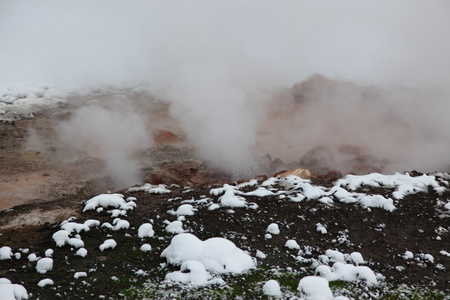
[1,1,450,181]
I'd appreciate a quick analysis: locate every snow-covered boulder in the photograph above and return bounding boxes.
[161,233,255,274]
[138,223,155,238]
[298,276,333,300]
[36,257,53,274]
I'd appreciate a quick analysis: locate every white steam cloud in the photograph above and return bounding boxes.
[56,102,152,187]
[1,1,450,178]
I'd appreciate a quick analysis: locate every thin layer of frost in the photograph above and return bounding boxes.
[83,194,126,212]
[161,233,255,274]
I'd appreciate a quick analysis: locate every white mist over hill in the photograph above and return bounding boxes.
[1,1,449,178]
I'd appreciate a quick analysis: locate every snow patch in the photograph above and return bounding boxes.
[37,278,54,287]
[36,257,53,274]
[83,194,126,212]
[161,233,255,274]
[99,239,117,251]
[138,223,155,238]
[263,279,282,297]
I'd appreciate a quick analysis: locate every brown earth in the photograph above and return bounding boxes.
[0,94,449,299]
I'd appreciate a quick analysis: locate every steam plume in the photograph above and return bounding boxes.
[1,1,449,178]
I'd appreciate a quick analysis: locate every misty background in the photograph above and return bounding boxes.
[1,0,449,186]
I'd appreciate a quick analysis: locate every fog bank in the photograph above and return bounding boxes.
[2,1,450,177]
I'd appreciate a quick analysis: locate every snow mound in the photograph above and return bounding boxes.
[67,238,84,249]
[74,272,87,279]
[175,204,196,216]
[263,279,282,297]
[0,246,13,260]
[315,262,378,285]
[244,187,275,197]
[336,173,444,199]
[0,278,28,300]
[36,257,53,274]
[37,278,54,287]
[140,244,152,252]
[52,230,70,247]
[266,223,280,235]
[61,222,90,234]
[165,260,224,286]
[165,221,185,234]
[298,276,333,300]
[285,239,301,250]
[83,194,126,212]
[138,223,155,238]
[219,189,247,208]
[112,219,130,231]
[99,239,117,251]
[128,183,171,194]
[75,248,88,257]
[161,233,255,274]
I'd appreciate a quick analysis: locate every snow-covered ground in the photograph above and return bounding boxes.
[1,172,449,299]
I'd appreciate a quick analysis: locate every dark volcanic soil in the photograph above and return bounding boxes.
[0,177,449,299]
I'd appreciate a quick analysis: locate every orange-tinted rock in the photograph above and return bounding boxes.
[144,161,200,185]
[190,170,231,186]
[275,167,311,179]
[153,129,176,144]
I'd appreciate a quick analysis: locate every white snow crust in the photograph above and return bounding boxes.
[161,233,255,274]
[138,223,155,238]
[36,257,53,274]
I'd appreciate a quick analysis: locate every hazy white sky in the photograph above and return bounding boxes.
[1,0,449,89]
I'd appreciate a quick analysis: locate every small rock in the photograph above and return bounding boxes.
[274,167,311,179]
